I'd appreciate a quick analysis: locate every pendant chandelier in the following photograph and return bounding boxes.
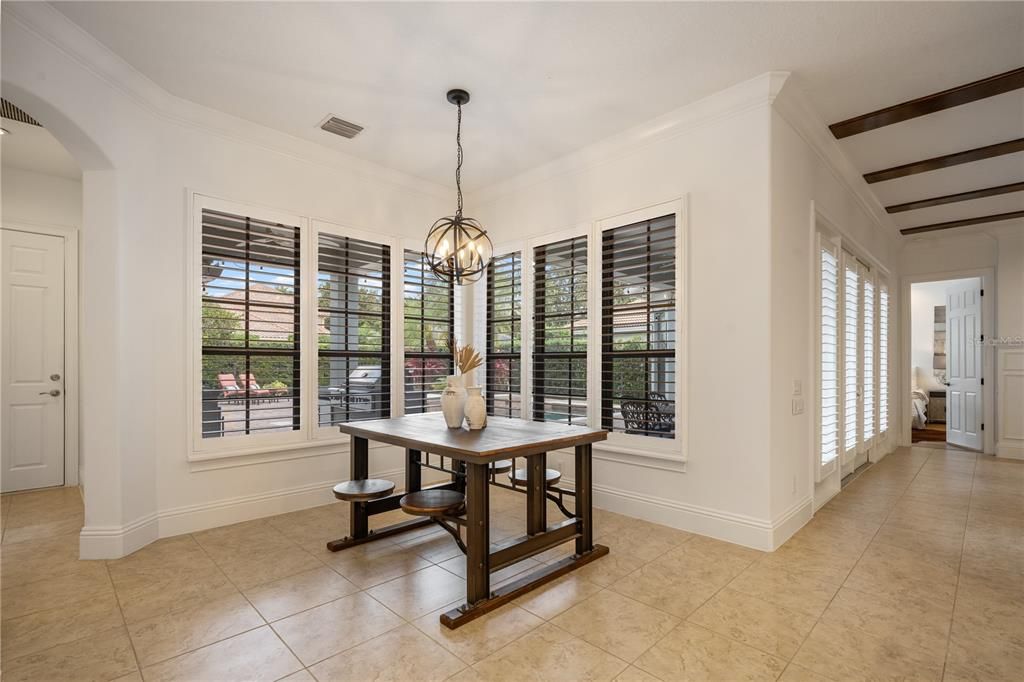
[425,89,493,285]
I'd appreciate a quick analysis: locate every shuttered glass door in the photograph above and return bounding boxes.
[818,237,839,479]
[842,253,860,468]
[879,285,889,435]
[862,270,876,445]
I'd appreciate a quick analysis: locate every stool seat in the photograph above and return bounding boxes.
[509,468,561,487]
[489,459,513,475]
[333,479,395,502]
[400,489,466,517]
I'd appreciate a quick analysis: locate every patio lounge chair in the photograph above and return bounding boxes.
[217,374,244,403]
[245,374,273,403]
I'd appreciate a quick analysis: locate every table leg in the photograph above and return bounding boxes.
[350,435,369,540]
[526,452,547,536]
[406,448,422,494]
[465,461,490,605]
[574,443,594,555]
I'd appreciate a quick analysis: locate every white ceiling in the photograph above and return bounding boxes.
[51,1,1023,195]
[1,118,81,179]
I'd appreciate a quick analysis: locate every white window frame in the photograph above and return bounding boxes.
[311,219,400,441]
[594,199,687,460]
[476,240,526,420]
[188,192,408,464]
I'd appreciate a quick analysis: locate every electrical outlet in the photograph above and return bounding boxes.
[791,398,805,415]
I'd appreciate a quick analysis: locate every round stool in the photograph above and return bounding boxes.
[332,479,395,502]
[399,489,466,517]
[509,468,561,487]
[489,459,513,475]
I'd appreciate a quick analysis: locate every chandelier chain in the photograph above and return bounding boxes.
[456,103,463,217]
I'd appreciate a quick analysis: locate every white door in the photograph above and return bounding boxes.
[1,229,66,492]
[946,280,983,450]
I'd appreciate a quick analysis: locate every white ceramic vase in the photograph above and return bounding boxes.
[464,386,487,430]
[440,375,467,429]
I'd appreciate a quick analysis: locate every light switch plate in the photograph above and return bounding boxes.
[792,398,805,415]
[792,380,802,396]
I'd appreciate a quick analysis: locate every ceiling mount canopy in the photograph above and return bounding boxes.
[425,88,492,286]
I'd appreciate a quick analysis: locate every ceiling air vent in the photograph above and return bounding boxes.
[1,99,42,127]
[320,116,363,139]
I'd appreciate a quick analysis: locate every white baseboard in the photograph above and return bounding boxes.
[79,466,409,559]
[996,440,1024,460]
[588,481,809,552]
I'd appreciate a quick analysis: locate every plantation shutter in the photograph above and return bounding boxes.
[818,237,839,478]
[879,284,889,434]
[403,250,455,414]
[862,269,876,443]
[200,208,301,438]
[600,214,676,438]
[485,252,522,417]
[843,252,860,459]
[533,235,588,425]
[317,233,390,425]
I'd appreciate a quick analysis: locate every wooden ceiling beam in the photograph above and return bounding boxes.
[864,138,1024,184]
[830,67,1024,139]
[886,181,1024,213]
[900,210,1024,235]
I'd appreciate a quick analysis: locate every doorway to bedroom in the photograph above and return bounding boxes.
[910,277,983,450]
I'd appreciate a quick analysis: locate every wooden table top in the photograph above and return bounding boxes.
[338,413,607,462]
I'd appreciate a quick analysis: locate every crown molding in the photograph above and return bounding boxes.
[3,3,452,202]
[771,75,900,251]
[473,71,789,206]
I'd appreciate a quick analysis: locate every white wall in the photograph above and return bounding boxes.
[769,83,900,525]
[4,6,455,557]
[1,166,82,228]
[911,280,953,392]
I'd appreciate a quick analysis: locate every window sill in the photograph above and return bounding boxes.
[188,437,388,472]
[592,442,687,473]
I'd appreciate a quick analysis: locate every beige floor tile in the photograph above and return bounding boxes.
[142,625,302,682]
[192,519,298,562]
[437,554,542,585]
[309,623,467,681]
[319,539,432,588]
[126,590,264,667]
[609,559,723,619]
[0,534,90,588]
[757,543,857,589]
[726,562,838,618]
[513,573,604,620]
[278,670,316,682]
[777,664,832,682]
[792,619,942,681]
[818,586,952,659]
[413,603,543,664]
[843,542,958,606]
[573,537,650,586]
[243,565,358,622]
[1,560,114,620]
[0,591,124,662]
[871,524,964,564]
[469,622,629,681]
[395,525,466,563]
[552,590,679,662]
[615,665,662,681]
[111,670,144,682]
[366,565,467,620]
[688,587,818,660]
[271,591,403,665]
[1,625,137,682]
[944,620,1024,682]
[1,510,85,544]
[634,622,787,681]
[215,545,325,590]
[952,572,1024,650]
[112,562,239,625]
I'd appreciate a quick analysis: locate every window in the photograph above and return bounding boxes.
[485,252,522,418]
[843,254,859,457]
[200,208,301,438]
[862,273,875,442]
[601,215,676,438]
[317,233,390,426]
[879,284,889,434]
[404,249,455,414]
[818,238,839,472]
[533,235,588,425]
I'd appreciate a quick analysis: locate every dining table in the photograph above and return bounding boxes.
[330,412,609,628]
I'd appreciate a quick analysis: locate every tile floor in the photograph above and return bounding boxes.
[1,445,1021,681]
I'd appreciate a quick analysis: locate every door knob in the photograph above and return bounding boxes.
[39,389,61,397]
[50,373,61,382]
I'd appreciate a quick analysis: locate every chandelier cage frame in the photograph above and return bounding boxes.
[424,88,493,285]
